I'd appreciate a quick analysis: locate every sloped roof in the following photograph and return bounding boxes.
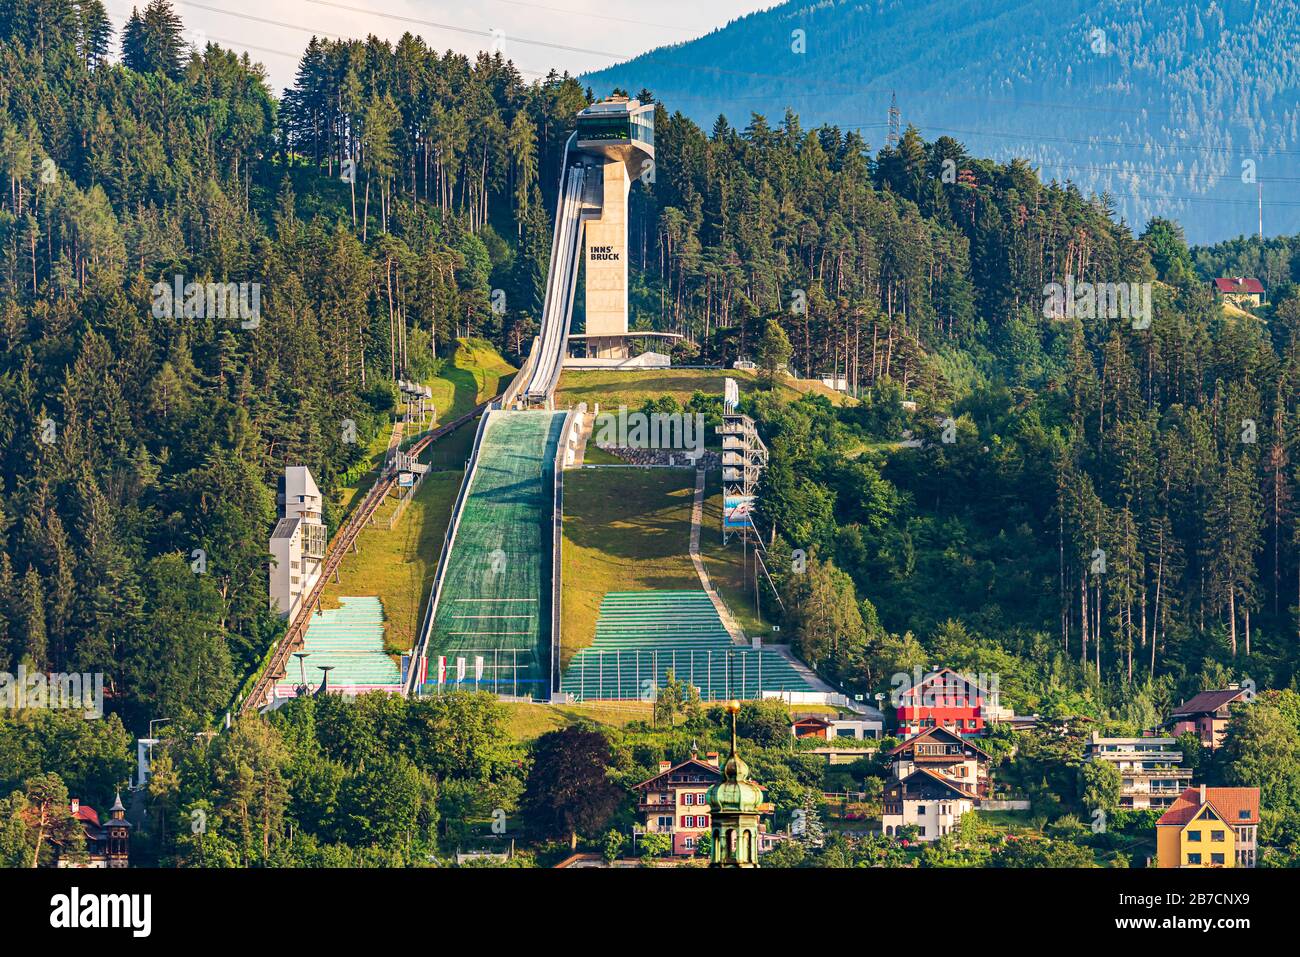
[898,667,991,703]
[1212,277,1265,294]
[888,725,990,760]
[271,517,301,540]
[631,757,723,792]
[1170,688,1248,718]
[791,715,832,728]
[886,768,976,801]
[1156,787,1260,827]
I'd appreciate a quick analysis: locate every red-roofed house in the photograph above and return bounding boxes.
[1167,687,1252,750]
[1156,785,1259,868]
[1212,277,1265,307]
[895,668,998,737]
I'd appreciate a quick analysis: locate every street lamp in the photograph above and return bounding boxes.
[293,652,311,696]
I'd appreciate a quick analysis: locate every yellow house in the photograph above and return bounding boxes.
[1155,785,1260,868]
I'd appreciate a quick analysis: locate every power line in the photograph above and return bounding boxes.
[106,1,554,78]
[302,0,636,59]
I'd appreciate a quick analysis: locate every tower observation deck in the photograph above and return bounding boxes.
[511,97,656,406]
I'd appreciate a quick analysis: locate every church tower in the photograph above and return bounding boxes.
[706,701,764,867]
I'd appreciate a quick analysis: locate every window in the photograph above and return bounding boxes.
[917,826,926,836]
[916,806,926,815]
[1187,853,1202,865]
[657,816,672,829]
[1211,853,1225,865]
[683,837,695,849]
[1211,830,1225,842]
[1187,829,1202,841]
[683,793,694,805]
[1239,810,1251,820]
[681,816,692,828]
[699,815,708,828]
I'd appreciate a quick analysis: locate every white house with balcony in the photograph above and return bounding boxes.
[269,466,327,619]
[1086,733,1192,810]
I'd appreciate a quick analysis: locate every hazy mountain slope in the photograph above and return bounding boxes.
[585,0,1300,244]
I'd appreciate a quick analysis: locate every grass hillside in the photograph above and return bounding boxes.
[428,337,517,423]
[559,465,780,672]
[560,469,700,669]
[318,420,479,656]
[554,368,852,410]
[337,339,513,515]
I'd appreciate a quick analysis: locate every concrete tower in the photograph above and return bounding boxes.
[573,97,655,359]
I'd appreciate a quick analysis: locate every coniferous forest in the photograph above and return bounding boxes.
[3,0,1300,870]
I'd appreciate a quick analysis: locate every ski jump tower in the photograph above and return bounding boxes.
[574,97,655,360]
[516,97,655,406]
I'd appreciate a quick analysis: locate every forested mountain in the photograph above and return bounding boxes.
[3,0,1300,745]
[584,0,1300,244]
[0,0,586,727]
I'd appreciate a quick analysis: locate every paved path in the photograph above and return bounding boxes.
[688,469,747,645]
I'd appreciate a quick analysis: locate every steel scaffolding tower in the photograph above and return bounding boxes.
[719,378,767,546]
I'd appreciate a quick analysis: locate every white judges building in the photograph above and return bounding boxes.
[269,466,326,618]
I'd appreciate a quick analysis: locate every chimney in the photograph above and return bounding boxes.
[1200,784,1207,804]
[658,761,671,773]
[69,798,79,815]
[706,751,720,767]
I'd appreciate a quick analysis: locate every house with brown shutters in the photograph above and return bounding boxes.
[888,725,990,797]
[882,769,977,841]
[1167,687,1252,749]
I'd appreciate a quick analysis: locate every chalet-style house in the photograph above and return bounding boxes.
[1085,733,1192,810]
[1211,277,1265,307]
[1156,786,1260,868]
[888,726,990,797]
[1167,687,1251,750]
[895,668,1000,737]
[882,770,977,841]
[632,750,723,856]
[57,794,130,868]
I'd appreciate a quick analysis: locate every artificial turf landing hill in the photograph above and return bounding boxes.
[420,409,566,697]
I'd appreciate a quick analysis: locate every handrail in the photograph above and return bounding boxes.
[549,403,583,698]
[501,335,541,409]
[405,405,495,695]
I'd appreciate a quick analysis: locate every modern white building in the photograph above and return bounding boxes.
[269,466,326,619]
[1086,733,1192,810]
